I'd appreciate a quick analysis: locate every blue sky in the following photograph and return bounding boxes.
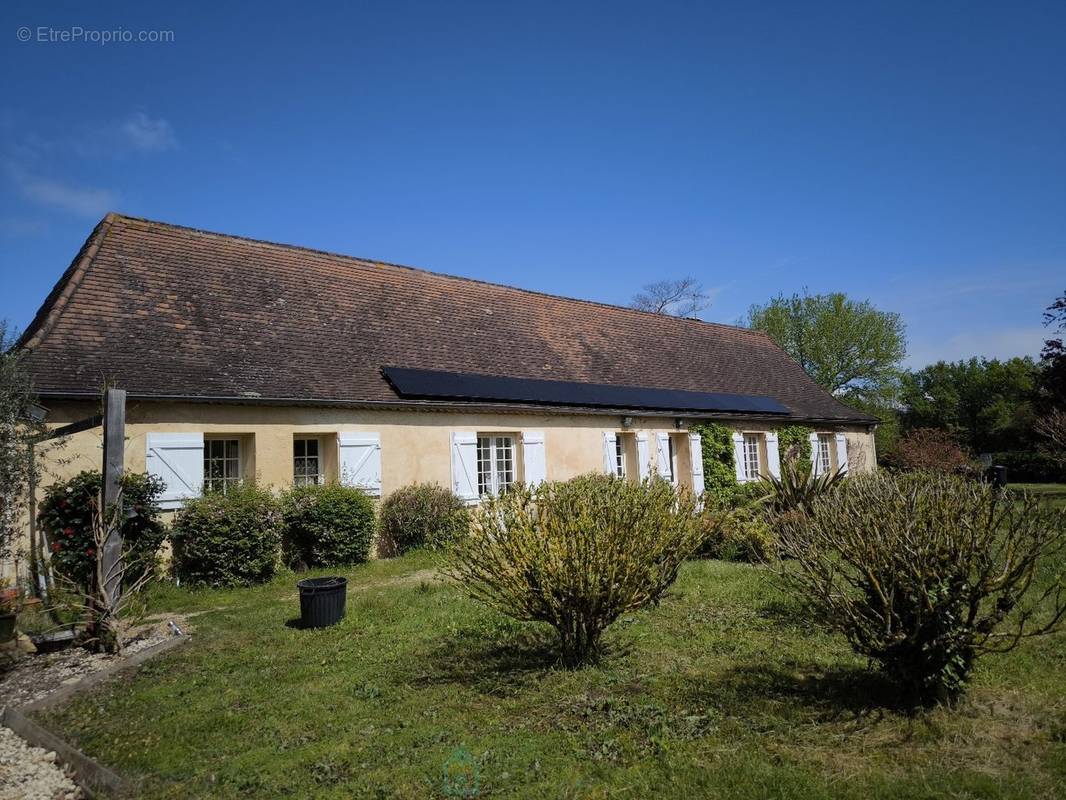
[2,1,1063,368]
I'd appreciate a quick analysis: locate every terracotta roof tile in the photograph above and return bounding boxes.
[20,214,872,422]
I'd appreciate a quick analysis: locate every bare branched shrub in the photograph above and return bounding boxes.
[1035,409,1066,466]
[53,494,155,654]
[445,475,702,667]
[775,471,1066,704]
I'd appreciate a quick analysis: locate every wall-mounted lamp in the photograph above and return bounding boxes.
[674,418,687,430]
[621,416,634,429]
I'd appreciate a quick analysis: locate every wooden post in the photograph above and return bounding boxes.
[100,389,126,607]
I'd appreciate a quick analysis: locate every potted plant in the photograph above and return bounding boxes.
[0,583,18,643]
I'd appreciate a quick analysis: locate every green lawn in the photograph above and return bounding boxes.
[38,542,1066,799]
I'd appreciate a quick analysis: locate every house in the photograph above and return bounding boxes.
[20,214,877,510]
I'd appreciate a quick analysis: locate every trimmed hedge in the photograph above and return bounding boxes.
[281,483,376,568]
[377,483,469,557]
[171,483,282,587]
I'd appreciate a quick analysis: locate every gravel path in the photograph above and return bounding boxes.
[0,617,188,798]
[0,726,81,799]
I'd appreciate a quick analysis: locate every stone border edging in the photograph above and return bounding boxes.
[2,705,124,798]
[2,634,190,798]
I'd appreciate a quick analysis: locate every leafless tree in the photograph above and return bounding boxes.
[1035,409,1066,465]
[630,277,711,318]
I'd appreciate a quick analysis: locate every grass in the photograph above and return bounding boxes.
[36,504,1066,799]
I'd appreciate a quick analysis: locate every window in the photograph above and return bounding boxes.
[666,436,676,484]
[476,435,515,496]
[742,433,761,481]
[614,435,626,477]
[294,438,322,486]
[816,434,832,476]
[204,439,240,493]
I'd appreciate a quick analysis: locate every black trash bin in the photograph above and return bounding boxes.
[297,577,347,628]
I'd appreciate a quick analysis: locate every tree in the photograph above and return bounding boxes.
[630,277,711,318]
[0,322,44,565]
[1041,290,1066,407]
[746,290,906,400]
[899,357,1039,454]
[1035,409,1066,466]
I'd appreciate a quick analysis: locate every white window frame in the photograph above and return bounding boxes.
[293,437,323,486]
[476,434,516,497]
[204,438,241,494]
[742,433,762,482]
[614,434,626,478]
[816,433,833,476]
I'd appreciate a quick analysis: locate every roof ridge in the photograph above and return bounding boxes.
[106,212,765,338]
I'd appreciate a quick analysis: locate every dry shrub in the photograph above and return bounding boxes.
[776,471,1066,704]
[445,475,702,667]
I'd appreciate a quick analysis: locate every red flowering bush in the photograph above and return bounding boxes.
[38,471,167,592]
[893,428,976,474]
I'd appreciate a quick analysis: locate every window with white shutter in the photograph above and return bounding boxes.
[522,431,546,486]
[146,432,204,510]
[816,434,832,476]
[451,432,478,504]
[834,432,850,476]
[689,432,705,497]
[476,434,515,497]
[293,437,322,486]
[204,438,241,494]
[742,433,762,481]
[636,433,652,480]
[338,432,381,496]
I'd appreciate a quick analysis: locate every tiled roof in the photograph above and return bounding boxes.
[19,214,873,422]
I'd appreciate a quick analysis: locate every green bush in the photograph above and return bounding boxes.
[171,482,282,587]
[445,475,702,667]
[777,425,813,467]
[696,506,775,562]
[38,470,167,591]
[775,471,1066,705]
[690,422,737,501]
[762,457,845,515]
[280,482,376,568]
[377,483,469,557]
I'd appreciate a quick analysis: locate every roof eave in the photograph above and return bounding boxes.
[34,390,878,426]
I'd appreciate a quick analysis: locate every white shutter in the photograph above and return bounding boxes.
[636,433,651,480]
[523,431,546,486]
[451,432,478,504]
[689,433,704,497]
[338,432,382,497]
[809,432,821,475]
[732,431,746,482]
[834,432,849,476]
[655,433,671,481]
[765,431,781,479]
[146,432,204,510]
[602,432,617,474]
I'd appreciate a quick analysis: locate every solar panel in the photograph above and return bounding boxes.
[382,366,790,415]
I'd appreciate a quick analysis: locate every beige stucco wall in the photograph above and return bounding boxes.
[35,400,877,493]
[3,401,875,580]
